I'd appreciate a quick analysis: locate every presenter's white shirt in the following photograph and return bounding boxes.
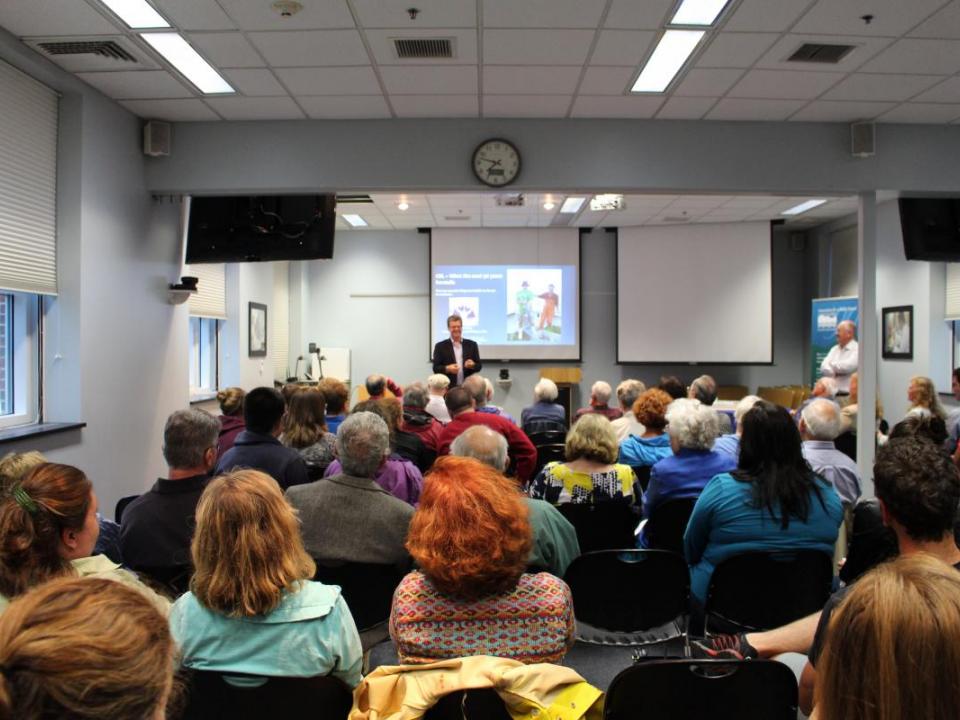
[453,340,464,386]
[820,339,858,393]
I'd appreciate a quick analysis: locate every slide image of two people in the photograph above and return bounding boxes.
[507,269,562,342]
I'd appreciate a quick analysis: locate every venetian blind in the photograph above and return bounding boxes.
[946,264,960,320]
[184,263,226,319]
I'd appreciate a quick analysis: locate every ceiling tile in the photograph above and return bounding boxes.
[910,1,960,38]
[484,29,596,65]
[657,96,717,118]
[0,0,118,36]
[878,102,960,123]
[77,70,192,99]
[483,0,607,28]
[727,69,842,100]
[604,0,675,29]
[222,68,287,96]
[789,100,895,122]
[590,30,657,66]
[755,34,893,73]
[483,66,582,95]
[391,95,478,117]
[351,0,476,28]
[570,95,664,118]
[859,39,960,75]
[120,98,221,121]
[155,0,236,31]
[913,76,960,102]
[248,30,370,66]
[484,95,571,117]
[723,0,816,32]
[578,66,634,95]
[697,33,780,68]
[706,98,807,120]
[380,66,477,94]
[792,0,949,37]
[187,32,265,68]
[722,197,780,209]
[275,66,380,95]
[673,68,743,97]
[823,73,944,102]
[364,28,478,65]
[428,194,485,207]
[204,95,305,119]
[217,0,355,30]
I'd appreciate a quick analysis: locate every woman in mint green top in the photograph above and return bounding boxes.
[171,469,362,687]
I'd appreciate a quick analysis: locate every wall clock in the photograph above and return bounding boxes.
[471,138,521,187]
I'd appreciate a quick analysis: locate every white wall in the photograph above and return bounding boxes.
[221,262,287,390]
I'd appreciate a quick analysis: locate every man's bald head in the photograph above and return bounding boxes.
[837,320,856,347]
[450,424,508,473]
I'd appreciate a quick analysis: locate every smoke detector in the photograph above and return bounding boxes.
[271,1,303,18]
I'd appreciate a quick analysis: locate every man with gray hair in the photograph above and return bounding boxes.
[575,380,623,422]
[365,373,403,400]
[688,374,733,435]
[120,408,220,569]
[820,320,858,395]
[425,373,452,424]
[451,425,580,576]
[800,398,861,507]
[401,382,443,453]
[713,395,761,458]
[611,379,647,441]
[464,374,515,424]
[521,377,567,434]
[286,412,414,567]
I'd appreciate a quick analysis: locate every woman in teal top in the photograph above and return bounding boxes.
[170,469,362,688]
[684,401,842,606]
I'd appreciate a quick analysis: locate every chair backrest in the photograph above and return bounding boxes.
[716,385,749,401]
[705,551,833,633]
[526,428,567,446]
[305,462,329,481]
[557,502,638,553]
[312,561,408,631]
[644,498,697,555]
[834,431,856,461]
[132,565,192,597]
[114,494,140,523]
[757,386,795,409]
[424,689,512,720]
[838,498,897,584]
[631,465,652,493]
[535,443,567,476]
[564,550,689,634]
[178,670,352,720]
[604,659,798,720]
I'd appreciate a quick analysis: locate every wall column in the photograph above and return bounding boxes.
[857,191,878,493]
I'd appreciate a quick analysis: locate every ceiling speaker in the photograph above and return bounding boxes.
[850,121,875,158]
[143,120,171,157]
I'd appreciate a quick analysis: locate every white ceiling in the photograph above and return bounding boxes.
[2,0,960,122]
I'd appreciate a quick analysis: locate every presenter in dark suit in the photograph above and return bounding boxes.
[432,314,481,387]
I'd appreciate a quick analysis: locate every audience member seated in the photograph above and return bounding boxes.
[287,412,413,568]
[0,576,174,719]
[684,401,842,607]
[712,395,761,458]
[318,377,350,434]
[529,414,636,505]
[401,382,443,453]
[479,376,516,423]
[325,403,423,506]
[618,388,674,467]
[574,381,623,421]
[800,398,862,507]
[688,374,733,434]
[838,372,885,437]
[215,386,245,462]
[638,399,735,547]
[452,425,580,576]
[905,375,947,421]
[424,373,452,424]
[949,367,960,449]
[813,555,960,720]
[390,456,575,664]
[0,463,168,614]
[374,397,435,473]
[610,379,646,441]
[888,412,949,447]
[437,387,537,483]
[365,373,403,401]
[281,389,337,474]
[215,386,309,490]
[280,382,306,406]
[521,378,567,434]
[171,469,362,687]
[120,409,218,570]
[658,375,686,400]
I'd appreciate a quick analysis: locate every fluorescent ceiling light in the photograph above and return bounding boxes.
[671,0,729,26]
[101,0,170,28]
[631,29,705,93]
[781,199,827,216]
[140,33,234,94]
[343,213,368,227]
[560,197,586,214]
[397,201,409,211]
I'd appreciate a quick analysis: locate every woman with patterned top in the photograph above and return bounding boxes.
[529,414,636,505]
[282,390,336,476]
[390,456,574,664]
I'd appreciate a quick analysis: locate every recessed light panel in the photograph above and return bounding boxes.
[343,214,368,227]
[632,30,705,93]
[781,199,827,216]
[671,0,730,26]
[101,0,170,29]
[140,33,234,94]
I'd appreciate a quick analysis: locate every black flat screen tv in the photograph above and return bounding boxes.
[899,197,960,261]
[186,194,336,263]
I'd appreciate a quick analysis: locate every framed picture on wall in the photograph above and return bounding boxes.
[882,305,913,360]
[249,302,268,357]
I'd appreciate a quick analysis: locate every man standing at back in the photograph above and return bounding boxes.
[820,320,858,395]
[432,314,481,387]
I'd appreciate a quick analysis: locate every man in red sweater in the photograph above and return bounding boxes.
[437,386,537,483]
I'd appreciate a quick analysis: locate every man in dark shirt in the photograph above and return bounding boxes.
[120,408,220,568]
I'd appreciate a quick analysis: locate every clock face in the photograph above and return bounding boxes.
[472,139,521,187]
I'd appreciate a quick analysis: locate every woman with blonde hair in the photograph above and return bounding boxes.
[813,554,960,720]
[0,576,174,719]
[216,386,246,462]
[906,375,946,420]
[170,469,362,686]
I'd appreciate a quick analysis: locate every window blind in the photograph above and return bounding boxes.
[946,264,960,321]
[184,263,226,319]
[0,60,58,295]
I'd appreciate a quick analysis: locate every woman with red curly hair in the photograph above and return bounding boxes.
[390,456,574,664]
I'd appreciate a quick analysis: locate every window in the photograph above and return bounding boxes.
[189,317,219,399]
[0,292,40,429]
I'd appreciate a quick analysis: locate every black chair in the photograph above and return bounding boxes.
[305,462,329,481]
[557,502,638,553]
[604,659,798,720]
[312,560,408,631]
[534,443,567,476]
[177,670,352,720]
[644,498,697,555]
[526,428,568,446]
[564,550,689,645]
[631,466,652,493]
[424,689,511,720]
[839,498,898,584]
[704,550,833,634]
[114,494,139,523]
[834,431,856,461]
[132,564,191,597]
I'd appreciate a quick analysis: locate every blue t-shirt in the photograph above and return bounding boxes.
[619,433,672,466]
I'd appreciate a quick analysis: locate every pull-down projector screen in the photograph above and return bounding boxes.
[431,228,581,361]
[617,222,772,364]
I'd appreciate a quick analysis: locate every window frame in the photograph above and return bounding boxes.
[0,292,40,430]
[189,316,220,400]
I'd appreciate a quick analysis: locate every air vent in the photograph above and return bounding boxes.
[662,215,692,223]
[443,215,471,221]
[38,40,136,62]
[336,194,373,204]
[787,43,855,64]
[394,38,454,59]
